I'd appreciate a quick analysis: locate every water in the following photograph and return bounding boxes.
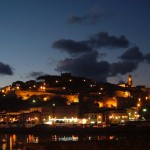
[0,134,119,149]
[0,133,149,150]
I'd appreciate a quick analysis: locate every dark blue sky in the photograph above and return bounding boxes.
[0,0,150,87]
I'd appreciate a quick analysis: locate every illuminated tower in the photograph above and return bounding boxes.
[128,75,132,87]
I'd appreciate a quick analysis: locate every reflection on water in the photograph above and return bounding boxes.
[27,134,39,143]
[0,134,26,150]
[0,133,149,150]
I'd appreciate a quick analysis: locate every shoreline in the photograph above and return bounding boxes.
[0,125,150,135]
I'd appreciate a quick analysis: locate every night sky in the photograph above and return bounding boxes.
[0,0,150,87]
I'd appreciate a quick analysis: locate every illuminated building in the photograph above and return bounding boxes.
[83,112,103,125]
[41,104,80,124]
[109,112,129,124]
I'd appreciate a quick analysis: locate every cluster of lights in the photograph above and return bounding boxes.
[45,116,103,126]
[45,117,78,125]
[0,116,19,123]
[128,111,140,120]
[27,117,38,122]
[40,86,46,90]
[109,115,128,120]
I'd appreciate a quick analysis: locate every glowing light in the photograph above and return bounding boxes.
[45,121,52,125]
[82,119,87,124]
[34,117,38,120]
[90,121,95,124]
[143,108,147,112]
[137,103,140,107]
[16,86,20,90]
[43,97,47,101]
[98,116,101,119]
[74,97,79,103]
[32,100,36,103]
[45,118,79,124]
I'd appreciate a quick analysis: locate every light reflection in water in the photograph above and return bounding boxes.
[27,134,39,143]
[10,136,12,150]
[0,134,134,149]
[2,142,7,150]
[58,135,78,141]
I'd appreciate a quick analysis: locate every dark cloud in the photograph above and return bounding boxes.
[68,16,88,24]
[68,4,108,25]
[119,46,144,62]
[27,71,45,78]
[90,32,129,48]
[55,51,139,81]
[52,32,130,56]
[52,32,144,82]
[52,39,92,55]
[55,51,140,82]
[0,62,13,75]
[144,53,150,64]
[56,51,110,82]
[68,14,105,24]
[109,61,138,76]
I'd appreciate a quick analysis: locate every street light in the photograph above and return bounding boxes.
[32,99,36,103]
[137,103,140,107]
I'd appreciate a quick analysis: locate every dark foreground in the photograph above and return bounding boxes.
[0,125,150,150]
[26,140,150,150]
[24,126,150,150]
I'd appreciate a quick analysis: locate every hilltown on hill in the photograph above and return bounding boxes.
[0,73,150,127]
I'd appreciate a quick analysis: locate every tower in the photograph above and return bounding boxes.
[127,75,132,87]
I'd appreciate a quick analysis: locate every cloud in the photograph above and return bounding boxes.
[0,62,13,75]
[55,50,139,81]
[68,14,105,24]
[119,46,144,62]
[68,4,107,24]
[56,51,110,82]
[89,32,129,48]
[52,39,92,55]
[144,53,150,64]
[109,61,138,76]
[52,32,146,82]
[27,71,45,78]
[52,32,130,56]
[68,16,88,24]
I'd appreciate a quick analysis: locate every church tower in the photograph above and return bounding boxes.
[127,75,132,87]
